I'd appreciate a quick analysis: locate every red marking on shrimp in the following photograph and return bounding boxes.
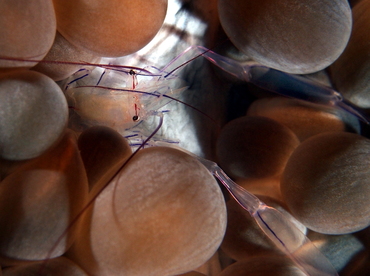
[133,103,140,122]
[129,69,138,89]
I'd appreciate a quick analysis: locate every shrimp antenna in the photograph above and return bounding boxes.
[160,39,231,79]
[0,56,155,76]
[39,112,164,273]
[162,47,212,79]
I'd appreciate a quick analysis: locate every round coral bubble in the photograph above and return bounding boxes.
[216,116,300,180]
[0,70,68,160]
[68,147,226,276]
[218,0,352,74]
[0,131,88,265]
[0,0,56,68]
[77,126,132,190]
[247,97,349,142]
[330,0,370,108]
[32,32,100,81]
[53,0,168,57]
[281,132,370,234]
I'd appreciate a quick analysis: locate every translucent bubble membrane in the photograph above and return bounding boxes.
[218,0,352,74]
[67,147,227,276]
[330,0,370,108]
[0,70,68,160]
[53,0,168,57]
[32,32,100,81]
[77,126,132,190]
[0,0,56,68]
[216,116,299,180]
[281,132,370,234]
[0,131,88,265]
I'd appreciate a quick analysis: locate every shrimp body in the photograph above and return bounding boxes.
[64,63,188,144]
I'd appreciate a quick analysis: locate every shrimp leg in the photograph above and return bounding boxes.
[208,161,338,276]
[163,144,339,276]
[156,140,338,275]
[188,46,369,124]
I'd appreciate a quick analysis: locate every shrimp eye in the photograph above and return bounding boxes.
[132,115,139,122]
[129,70,136,76]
